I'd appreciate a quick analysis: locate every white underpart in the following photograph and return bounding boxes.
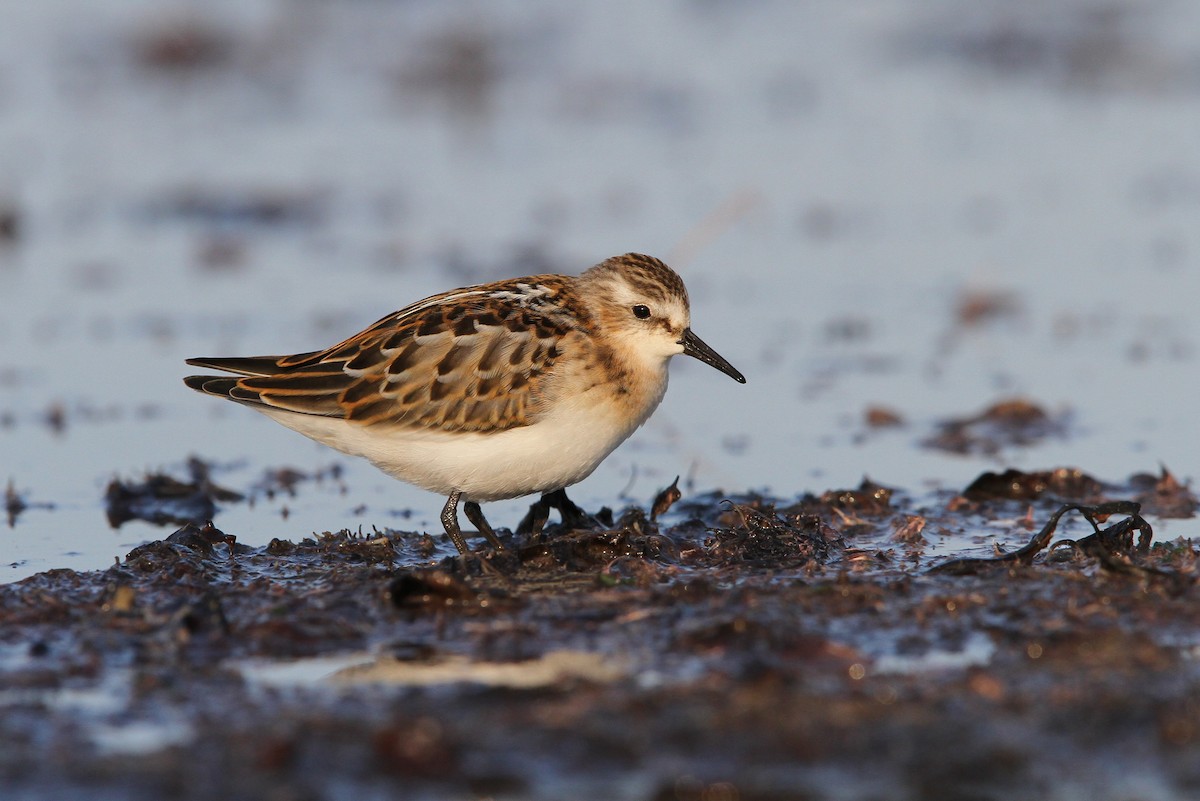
[253,367,671,502]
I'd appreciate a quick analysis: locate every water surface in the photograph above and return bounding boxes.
[3,0,1199,580]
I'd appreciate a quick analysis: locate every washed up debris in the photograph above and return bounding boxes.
[958,465,1198,520]
[864,405,905,428]
[105,460,243,527]
[651,476,682,521]
[0,201,19,243]
[701,502,844,568]
[250,463,344,502]
[387,569,498,611]
[132,16,234,71]
[955,287,1021,327]
[123,522,241,574]
[961,467,1106,502]
[43,402,67,434]
[931,500,1146,573]
[1131,465,1198,519]
[892,514,927,545]
[518,525,672,573]
[5,480,26,527]
[776,480,894,539]
[780,479,894,523]
[923,398,1069,455]
[930,501,1191,590]
[332,650,623,688]
[818,479,894,515]
[164,520,238,555]
[395,24,499,119]
[147,185,326,227]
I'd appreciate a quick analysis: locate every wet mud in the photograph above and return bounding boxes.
[3,473,1198,800]
[4,1,1200,798]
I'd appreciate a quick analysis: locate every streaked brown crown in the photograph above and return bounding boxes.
[579,253,689,310]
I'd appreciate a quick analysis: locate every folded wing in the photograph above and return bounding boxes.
[185,288,575,434]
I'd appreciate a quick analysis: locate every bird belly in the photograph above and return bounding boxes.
[254,383,665,502]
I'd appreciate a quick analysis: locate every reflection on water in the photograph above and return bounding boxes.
[3,0,1200,581]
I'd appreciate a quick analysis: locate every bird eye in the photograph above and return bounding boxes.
[632,305,651,320]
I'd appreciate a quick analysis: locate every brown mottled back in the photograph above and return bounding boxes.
[189,275,588,433]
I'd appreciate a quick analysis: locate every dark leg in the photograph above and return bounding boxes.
[463,500,506,551]
[544,488,591,529]
[440,491,471,556]
[516,488,595,537]
[516,494,553,538]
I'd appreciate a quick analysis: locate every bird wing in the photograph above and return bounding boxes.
[185,277,581,434]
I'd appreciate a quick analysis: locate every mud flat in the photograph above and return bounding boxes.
[2,473,1198,801]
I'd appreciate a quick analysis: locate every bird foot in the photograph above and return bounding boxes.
[516,488,599,540]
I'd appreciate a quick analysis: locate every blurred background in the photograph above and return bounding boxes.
[2,0,1198,579]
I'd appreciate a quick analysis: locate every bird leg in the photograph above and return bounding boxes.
[517,495,552,539]
[545,488,592,529]
[440,491,472,556]
[463,500,506,551]
[517,488,594,538]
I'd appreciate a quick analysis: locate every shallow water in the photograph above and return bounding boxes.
[3,0,1200,581]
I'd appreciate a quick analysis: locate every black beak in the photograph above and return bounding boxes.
[679,328,746,384]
